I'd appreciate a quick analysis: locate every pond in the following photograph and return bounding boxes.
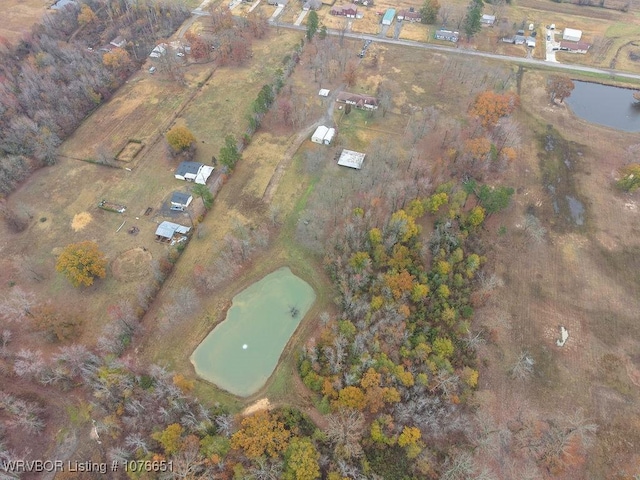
[565,81,640,132]
[190,267,316,397]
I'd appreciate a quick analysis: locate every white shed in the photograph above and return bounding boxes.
[562,28,582,42]
[318,89,330,97]
[312,126,329,144]
[323,128,336,145]
[337,149,366,169]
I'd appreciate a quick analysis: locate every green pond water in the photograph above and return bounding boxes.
[190,267,316,397]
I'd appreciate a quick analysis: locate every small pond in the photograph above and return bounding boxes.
[565,81,640,132]
[190,267,316,397]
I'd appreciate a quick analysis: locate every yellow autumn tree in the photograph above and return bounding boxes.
[152,423,183,455]
[231,411,290,458]
[166,125,196,153]
[283,438,321,480]
[56,241,107,287]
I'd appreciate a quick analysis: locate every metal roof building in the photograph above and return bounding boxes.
[562,28,582,42]
[155,221,191,240]
[337,149,366,169]
[382,9,396,26]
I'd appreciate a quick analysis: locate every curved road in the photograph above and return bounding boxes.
[269,22,640,82]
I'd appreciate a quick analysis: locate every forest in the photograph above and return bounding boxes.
[0,0,189,196]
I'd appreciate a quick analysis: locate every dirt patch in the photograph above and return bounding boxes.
[71,212,93,231]
[111,247,153,282]
[242,398,272,416]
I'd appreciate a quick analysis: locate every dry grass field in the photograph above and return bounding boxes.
[1,0,49,42]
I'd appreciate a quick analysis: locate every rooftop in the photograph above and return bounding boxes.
[171,192,193,205]
[338,149,366,170]
[155,221,191,239]
[175,161,203,176]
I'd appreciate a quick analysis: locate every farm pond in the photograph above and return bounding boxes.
[190,267,316,397]
[565,81,640,132]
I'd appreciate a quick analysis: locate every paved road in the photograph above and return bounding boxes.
[270,21,640,82]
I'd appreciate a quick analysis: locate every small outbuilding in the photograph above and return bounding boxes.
[382,8,396,25]
[312,126,329,144]
[51,0,77,10]
[526,36,536,48]
[338,149,366,169]
[174,162,214,185]
[318,88,331,97]
[562,28,582,42]
[155,221,191,242]
[170,192,193,210]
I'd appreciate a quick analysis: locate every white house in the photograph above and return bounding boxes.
[481,14,496,26]
[174,162,214,185]
[312,126,329,144]
[337,149,366,169]
[562,28,582,42]
[170,192,193,210]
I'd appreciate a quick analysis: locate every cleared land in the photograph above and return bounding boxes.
[1,0,49,43]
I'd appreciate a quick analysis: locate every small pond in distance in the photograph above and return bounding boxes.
[565,81,640,132]
[190,267,316,397]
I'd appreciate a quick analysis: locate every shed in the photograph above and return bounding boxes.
[526,36,536,48]
[174,162,214,185]
[312,126,329,144]
[155,221,191,241]
[338,150,366,169]
[170,192,193,209]
[382,8,396,25]
[481,14,496,26]
[562,28,582,42]
[323,128,336,145]
[435,29,459,43]
[318,88,331,97]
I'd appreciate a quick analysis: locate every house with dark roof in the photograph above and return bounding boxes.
[303,0,322,10]
[331,3,357,16]
[559,40,590,53]
[336,92,378,110]
[170,192,193,210]
[174,162,214,185]
[397,9,421,22]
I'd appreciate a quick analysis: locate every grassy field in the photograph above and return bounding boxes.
[1,0,49,43]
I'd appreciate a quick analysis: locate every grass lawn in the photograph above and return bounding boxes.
[2,0,49,43]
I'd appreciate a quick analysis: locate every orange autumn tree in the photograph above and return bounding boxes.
[470,90,519,129]
[56,241,107,287]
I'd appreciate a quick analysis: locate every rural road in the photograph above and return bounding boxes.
[269,21,640,82]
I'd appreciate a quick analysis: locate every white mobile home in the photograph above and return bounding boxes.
[312,126,329,144]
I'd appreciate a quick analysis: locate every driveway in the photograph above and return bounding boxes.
[294,10,308,26]
[545,27,559,63]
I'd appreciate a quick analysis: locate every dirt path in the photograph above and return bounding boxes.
[262,86,344,203]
